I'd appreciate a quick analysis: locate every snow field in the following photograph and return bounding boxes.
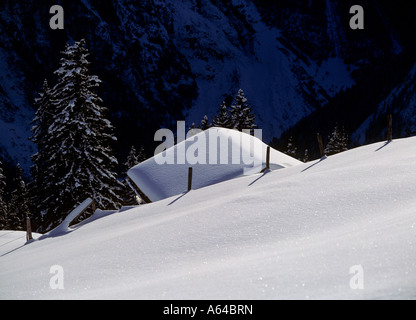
[0,137,415,299]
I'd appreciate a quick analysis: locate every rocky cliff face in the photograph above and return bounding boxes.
[0,0,414,170]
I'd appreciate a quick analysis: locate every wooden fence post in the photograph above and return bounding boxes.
[188,167,193,191]
[317,133,325,157]
[26,216,33,241]
[387,114,393,142]
[266,146,270,170]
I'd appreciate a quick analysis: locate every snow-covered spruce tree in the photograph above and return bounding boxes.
[136,146,146,164]
[229,89,256,131]
[303,149,309,163]
[0,160,8,230]
[284,136,298,159]
[212,101,232,129]
[124,145,146,172]
[30,79,53,224]
[124,146,140,170]
[33,39,123,231]
[199,115,211,130]
[325,125,349,156]
[122,145,146,206]
[8,164,30,231]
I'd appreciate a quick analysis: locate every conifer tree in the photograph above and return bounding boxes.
[229,89,256,131]
[124,145,146,171]
[30,79,53,222]
[137,146,146,164]
[30,80,53,149]
[199,115,211,130]
[122,145,146,206]
[8,164,30,231]
[303,149,309,163]
[125,146,139,171]
[31,39,123,231]
[212,101,232,129]
[0,160,8,230]
[325,125,349,156]
[284,136,298,159]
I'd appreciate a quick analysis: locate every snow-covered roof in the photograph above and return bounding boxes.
[128,128,301,202]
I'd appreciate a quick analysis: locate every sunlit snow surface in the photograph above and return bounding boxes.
[128,128,302,202]
[0,137,415,300]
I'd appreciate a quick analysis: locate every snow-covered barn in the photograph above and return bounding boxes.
[128,128,301,202]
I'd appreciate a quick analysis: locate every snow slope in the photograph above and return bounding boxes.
[0,137,415,300]
[128,128,302,202]
[0,231,41,257]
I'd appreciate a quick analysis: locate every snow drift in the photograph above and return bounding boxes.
[128,128,302,202]
[0,137,415,300]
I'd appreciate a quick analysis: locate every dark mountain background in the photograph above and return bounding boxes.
[1,0,415,175]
